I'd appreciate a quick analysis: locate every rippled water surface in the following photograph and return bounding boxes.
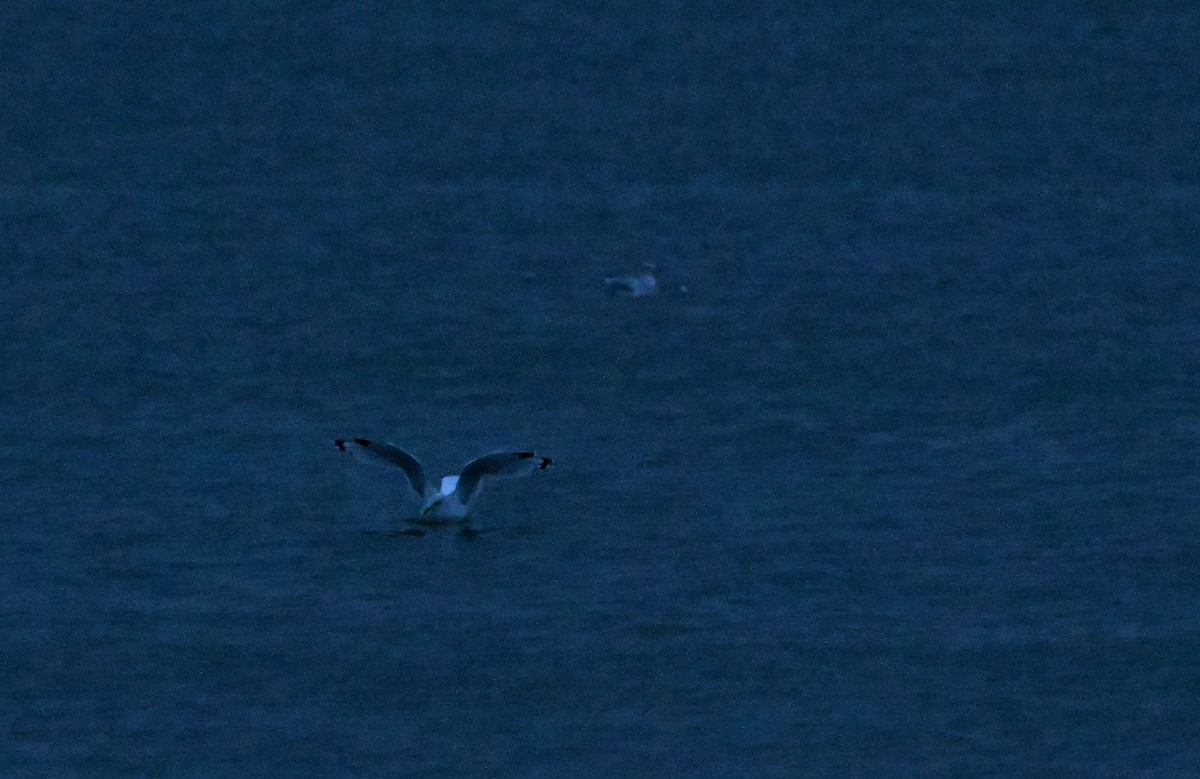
[3,2,1199,776]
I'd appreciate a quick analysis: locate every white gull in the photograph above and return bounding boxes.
[334,438,552,524]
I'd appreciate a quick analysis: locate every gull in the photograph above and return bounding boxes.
[334,438,552,526]
[603,260,688,297]
[604,262,659,297]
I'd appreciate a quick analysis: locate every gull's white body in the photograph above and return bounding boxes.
[423,475,468,521]
[335,438,551,523]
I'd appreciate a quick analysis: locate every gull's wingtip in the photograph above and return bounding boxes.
[334,438,348,451]
[516,452,553,470]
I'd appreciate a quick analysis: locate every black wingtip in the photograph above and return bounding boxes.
[334,439,347,451]
[517,452,552,470]
[353,437,371,446]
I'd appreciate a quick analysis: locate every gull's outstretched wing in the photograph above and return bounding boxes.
[454,451,552,506]
[334,438,428,499]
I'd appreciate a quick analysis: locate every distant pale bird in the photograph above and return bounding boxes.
[604,262,659,297]
[334,438,552,524]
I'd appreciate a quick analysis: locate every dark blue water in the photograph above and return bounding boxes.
[3,2,1199,776]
